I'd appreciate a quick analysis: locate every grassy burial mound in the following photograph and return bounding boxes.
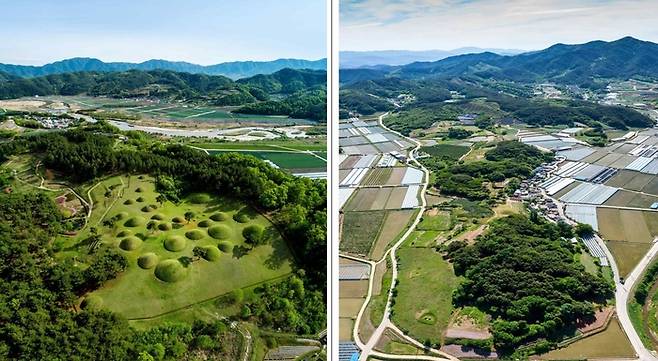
[151,213,165,220]
[116,230,132,237]
[82,175,293,319]
[164,236,187,252]
[137,253,159,269]
[80,295,103,310]
[208,225,232,240]
[218,241,234,253]
[123,199,134,205]
[154,259,187,283]
[198,219,212,227]
[119,236,142,251]
[210,212,228,221]
[124,216,146,227]
[233,213,249,223]
[115,211,129,220]
[141,204,157,213]
[185,229,205,240]
[136,196,145,202]
[200,246,222,261]
[157,222,173,231]
[189,193,212,204]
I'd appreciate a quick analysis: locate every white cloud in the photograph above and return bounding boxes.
[341,0,658,51]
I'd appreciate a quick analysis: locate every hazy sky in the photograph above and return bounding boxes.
[341,0,658,51]
[0,0,326,65]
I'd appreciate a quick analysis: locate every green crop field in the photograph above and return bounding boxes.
[67,175,292,320]
[207,150,326,170]
[192,140,327,152]
[340,210,387,255]
[420,144,470,160]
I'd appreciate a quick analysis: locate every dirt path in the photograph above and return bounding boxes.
[93,176,126,227]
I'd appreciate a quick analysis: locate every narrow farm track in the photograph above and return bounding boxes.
[345,113,456,361]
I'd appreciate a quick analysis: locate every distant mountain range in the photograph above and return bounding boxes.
[341,37,658,88]
[0,57,327,80]
[339,48,525,68]
[397,37,658,80]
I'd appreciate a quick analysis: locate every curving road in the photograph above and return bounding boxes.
[345,113,456,361]
[543,158,658,360]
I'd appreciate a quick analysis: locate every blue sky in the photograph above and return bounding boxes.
[341,0,658,51]
[0,0,326,65]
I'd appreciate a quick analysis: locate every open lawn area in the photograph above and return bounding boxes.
[391,243,460,346]
[68,175,292,320]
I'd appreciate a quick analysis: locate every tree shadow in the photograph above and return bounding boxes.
[232,245,251,259]
[264,232,288,270]
[178,256,193,267]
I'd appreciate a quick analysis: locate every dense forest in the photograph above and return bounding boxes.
[445,214,613,355]
[376,83,652,133]
[424,141,553,200]
[0,125,326,359]
[0,68,327,120]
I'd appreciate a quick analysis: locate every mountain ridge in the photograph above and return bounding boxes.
[389,37,658,86]
[340,47,525,68]
[0,57,327,80]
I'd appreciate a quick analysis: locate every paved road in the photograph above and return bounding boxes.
[543,158,658,360]
[353,113,455,361]
[609,237,658,361]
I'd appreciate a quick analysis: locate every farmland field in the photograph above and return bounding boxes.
[370,210,417,259]
[606,240,650,278]
[597,208,653,243]
[420,144,470,160]
[206,149,326,170]
[72,175,292,320]
[45,95,316,125]
[540,318,634,360]
[340,210,387,255]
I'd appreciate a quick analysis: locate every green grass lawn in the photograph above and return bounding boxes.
[391,243,460,345]
[73,175,292,320]
[405,231,441,248]
[417,210,452,231]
